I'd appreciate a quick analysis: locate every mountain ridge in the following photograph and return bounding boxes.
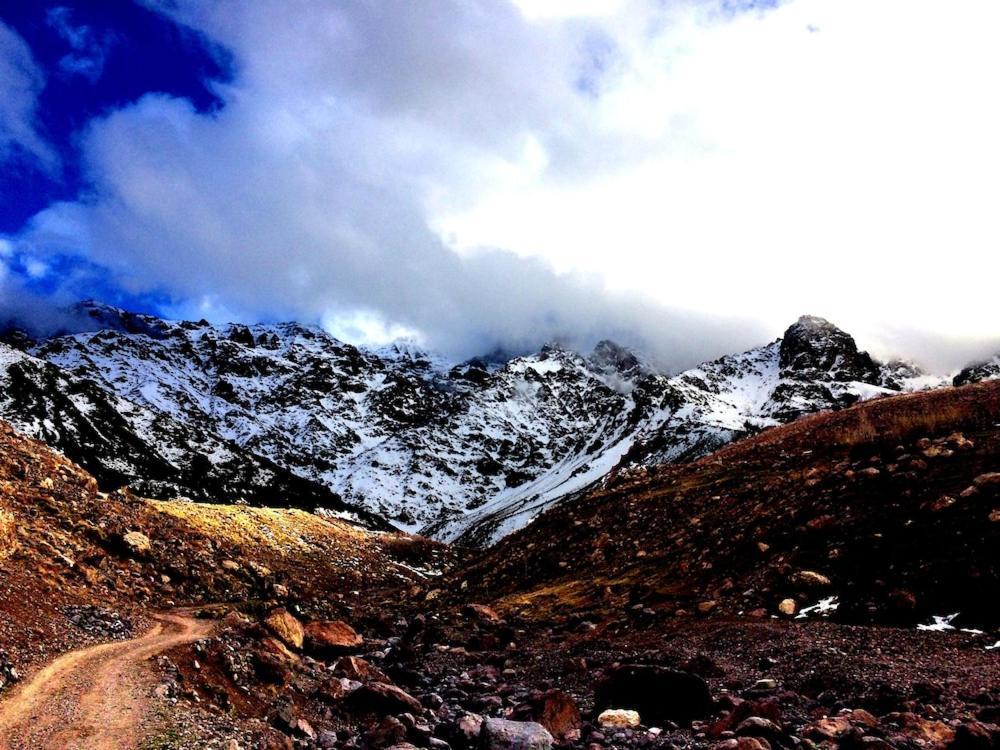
[4,302,995,545]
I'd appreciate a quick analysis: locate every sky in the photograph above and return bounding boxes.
[1,0,999,372]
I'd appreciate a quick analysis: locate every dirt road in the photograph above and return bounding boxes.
[0,612,213,750]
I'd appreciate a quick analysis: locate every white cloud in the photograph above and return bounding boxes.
[0,23,57,170]
[9,0,1000,370]
[47,7,112,82]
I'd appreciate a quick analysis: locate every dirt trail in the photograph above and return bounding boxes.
[0,612,213,750]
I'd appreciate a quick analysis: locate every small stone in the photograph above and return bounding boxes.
[973,472,1000,488]
[778,599,797,616]
[789,571,831,588]
[598,709,641,728]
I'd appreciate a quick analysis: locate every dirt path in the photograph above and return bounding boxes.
[0,612,213,750]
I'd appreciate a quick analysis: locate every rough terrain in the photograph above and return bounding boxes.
[0,378,997,749]
[0,612,212,750]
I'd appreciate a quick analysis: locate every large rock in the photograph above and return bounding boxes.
[513,690,580,740]
[304,620,363,655]
[480,718,553,750]
[121,531,151,556]
[253,637,300,684]
[595,665,712,725]
[334,655,390,683]
[350,681,423,715]
[535,690,580,741]
[265,608,305,650]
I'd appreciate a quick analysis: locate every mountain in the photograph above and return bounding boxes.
[458,377,1000,626]
[2,303,950,544]
[954,355,1000,386]
[436,316,941,545]
[0,341,389,529]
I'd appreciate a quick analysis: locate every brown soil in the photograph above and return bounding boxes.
[0,612,212,750]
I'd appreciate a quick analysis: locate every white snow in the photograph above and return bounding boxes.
[795,596,840,619]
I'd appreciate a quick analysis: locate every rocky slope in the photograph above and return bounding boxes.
[2,409,997,750]
[459,379,1000,629]
[3,303,947,543]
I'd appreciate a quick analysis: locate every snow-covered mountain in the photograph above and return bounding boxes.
[0,339,388,528]
[0,303,953,545]
[954,355,1000,387]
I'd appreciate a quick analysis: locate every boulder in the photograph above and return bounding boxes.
[334,655,390,683]
[316,677,361,703]
[595,665,712,725]
[265,609,305,650]
[367,716,408,749]
[253,637,300,684]
[304,620,363,654]
[351,681,423,715]
[121,531,151,556]
[480,718,553,750]
[736,717,784,744]
[516,690,581,740]
[950,721,1000,750]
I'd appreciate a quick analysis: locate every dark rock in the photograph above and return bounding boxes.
[351,681,424,715]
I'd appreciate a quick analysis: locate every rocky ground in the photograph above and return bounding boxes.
[0,380,998,749]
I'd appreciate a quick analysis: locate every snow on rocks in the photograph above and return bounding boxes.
[795,596,840,619]
[11,304,942,544]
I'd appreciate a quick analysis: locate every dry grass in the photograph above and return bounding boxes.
[146,500,372,554]
[720,380,1000,457]
[0,507,15,562]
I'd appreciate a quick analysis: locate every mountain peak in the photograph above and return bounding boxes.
[589,339,648,380]
[779,314,880,384]
[71,300,171,339]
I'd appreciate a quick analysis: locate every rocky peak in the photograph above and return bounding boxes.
[954,355,1000,387]
[72,300,173,339]
[589,340,649,381]
[779,315,880,383]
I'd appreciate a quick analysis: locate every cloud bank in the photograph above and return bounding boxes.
[4,1,1000,371]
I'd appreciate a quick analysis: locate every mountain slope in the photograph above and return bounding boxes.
[0,342,387,527]
[12,303,947,543]
[458,379,1000,627]
[438,316,939,545]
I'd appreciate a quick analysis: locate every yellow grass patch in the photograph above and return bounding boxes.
[146,500,373,554]
[0,506,15,562]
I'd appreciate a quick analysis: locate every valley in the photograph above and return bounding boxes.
[0,370,996,749]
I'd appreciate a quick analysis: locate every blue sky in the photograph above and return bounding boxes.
[0,0,230,317]
[0,0,228,233]
[1,1,999,370]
